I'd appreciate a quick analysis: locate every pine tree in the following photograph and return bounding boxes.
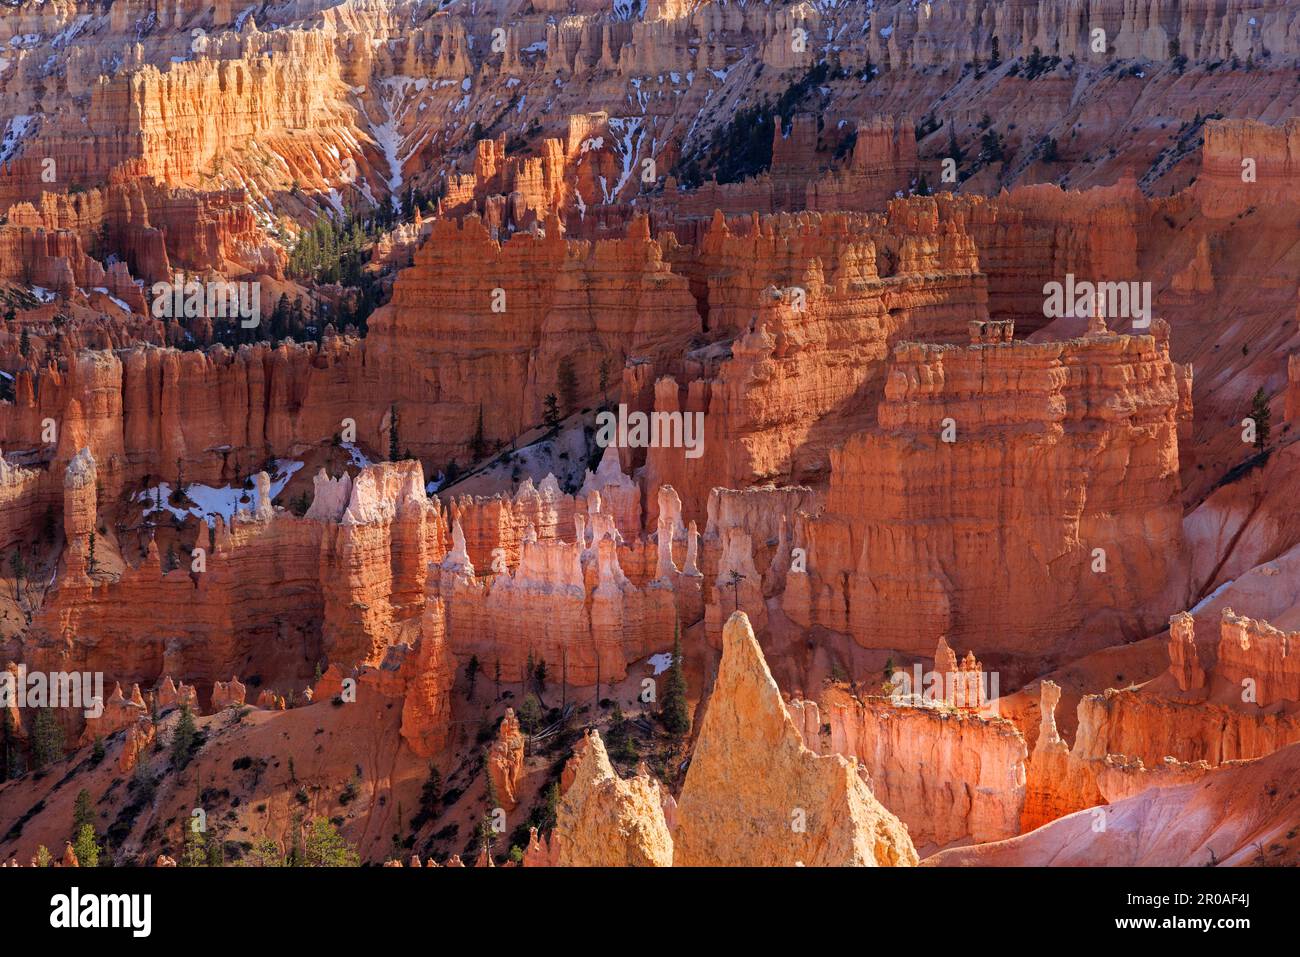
[417,764,442,824]
[245,838,286,867]
[517,693,543,736]
[301,818,359,866]
[87,531,97,575]
[1,707,22,780]
[542,393,560,433]
[31,708,65,769]
[19,326,30,358]
[72,788,94,841]
[659,621,691,737]
[171,703,198,769]
[946,121,964,164]
[181,822,207,867]
[1250,387,1271,449]
[388,404,400,461]
[73,823,100,867]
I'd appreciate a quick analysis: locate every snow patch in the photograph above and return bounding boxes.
[138,460,303,526]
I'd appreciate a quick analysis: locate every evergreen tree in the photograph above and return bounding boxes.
[207,832,225,867]
[34,845,52,867]
[1,707,22,779]
[659,621,691,737]
[388,405,400,461]
[171,703,198,769]
[87,531,97,575]
[301,818,359,866]
[181,822,207,867]
[979,127,1005,164]
[244,838,286,867]
[19,326,30,358]
[73,823,100,867]
[1250,387,1271,449]
[517,693,543,736]
[542,393,560,433]
[946,121,964,165]
[31,708,65,769]
[72,788,94,841]
[417,764,442,822]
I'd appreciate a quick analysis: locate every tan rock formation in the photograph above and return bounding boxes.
[674,612,917,866]
[552,730,673,867]
[486,708,526,812]
[802,690,1027,849]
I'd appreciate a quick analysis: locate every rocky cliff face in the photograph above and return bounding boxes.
[369,213,698,464]
[793,689,1027,850]
[1,0,1298,873]
[802,322,1190,661]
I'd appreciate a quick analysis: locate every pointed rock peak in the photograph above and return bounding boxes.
[674,612,917,867]
[553,730,673,867]
[514,476,537,501]
[935,635,957,674]
[569,728,617,791]
[443,519,474,574]
[587,443,632,489]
